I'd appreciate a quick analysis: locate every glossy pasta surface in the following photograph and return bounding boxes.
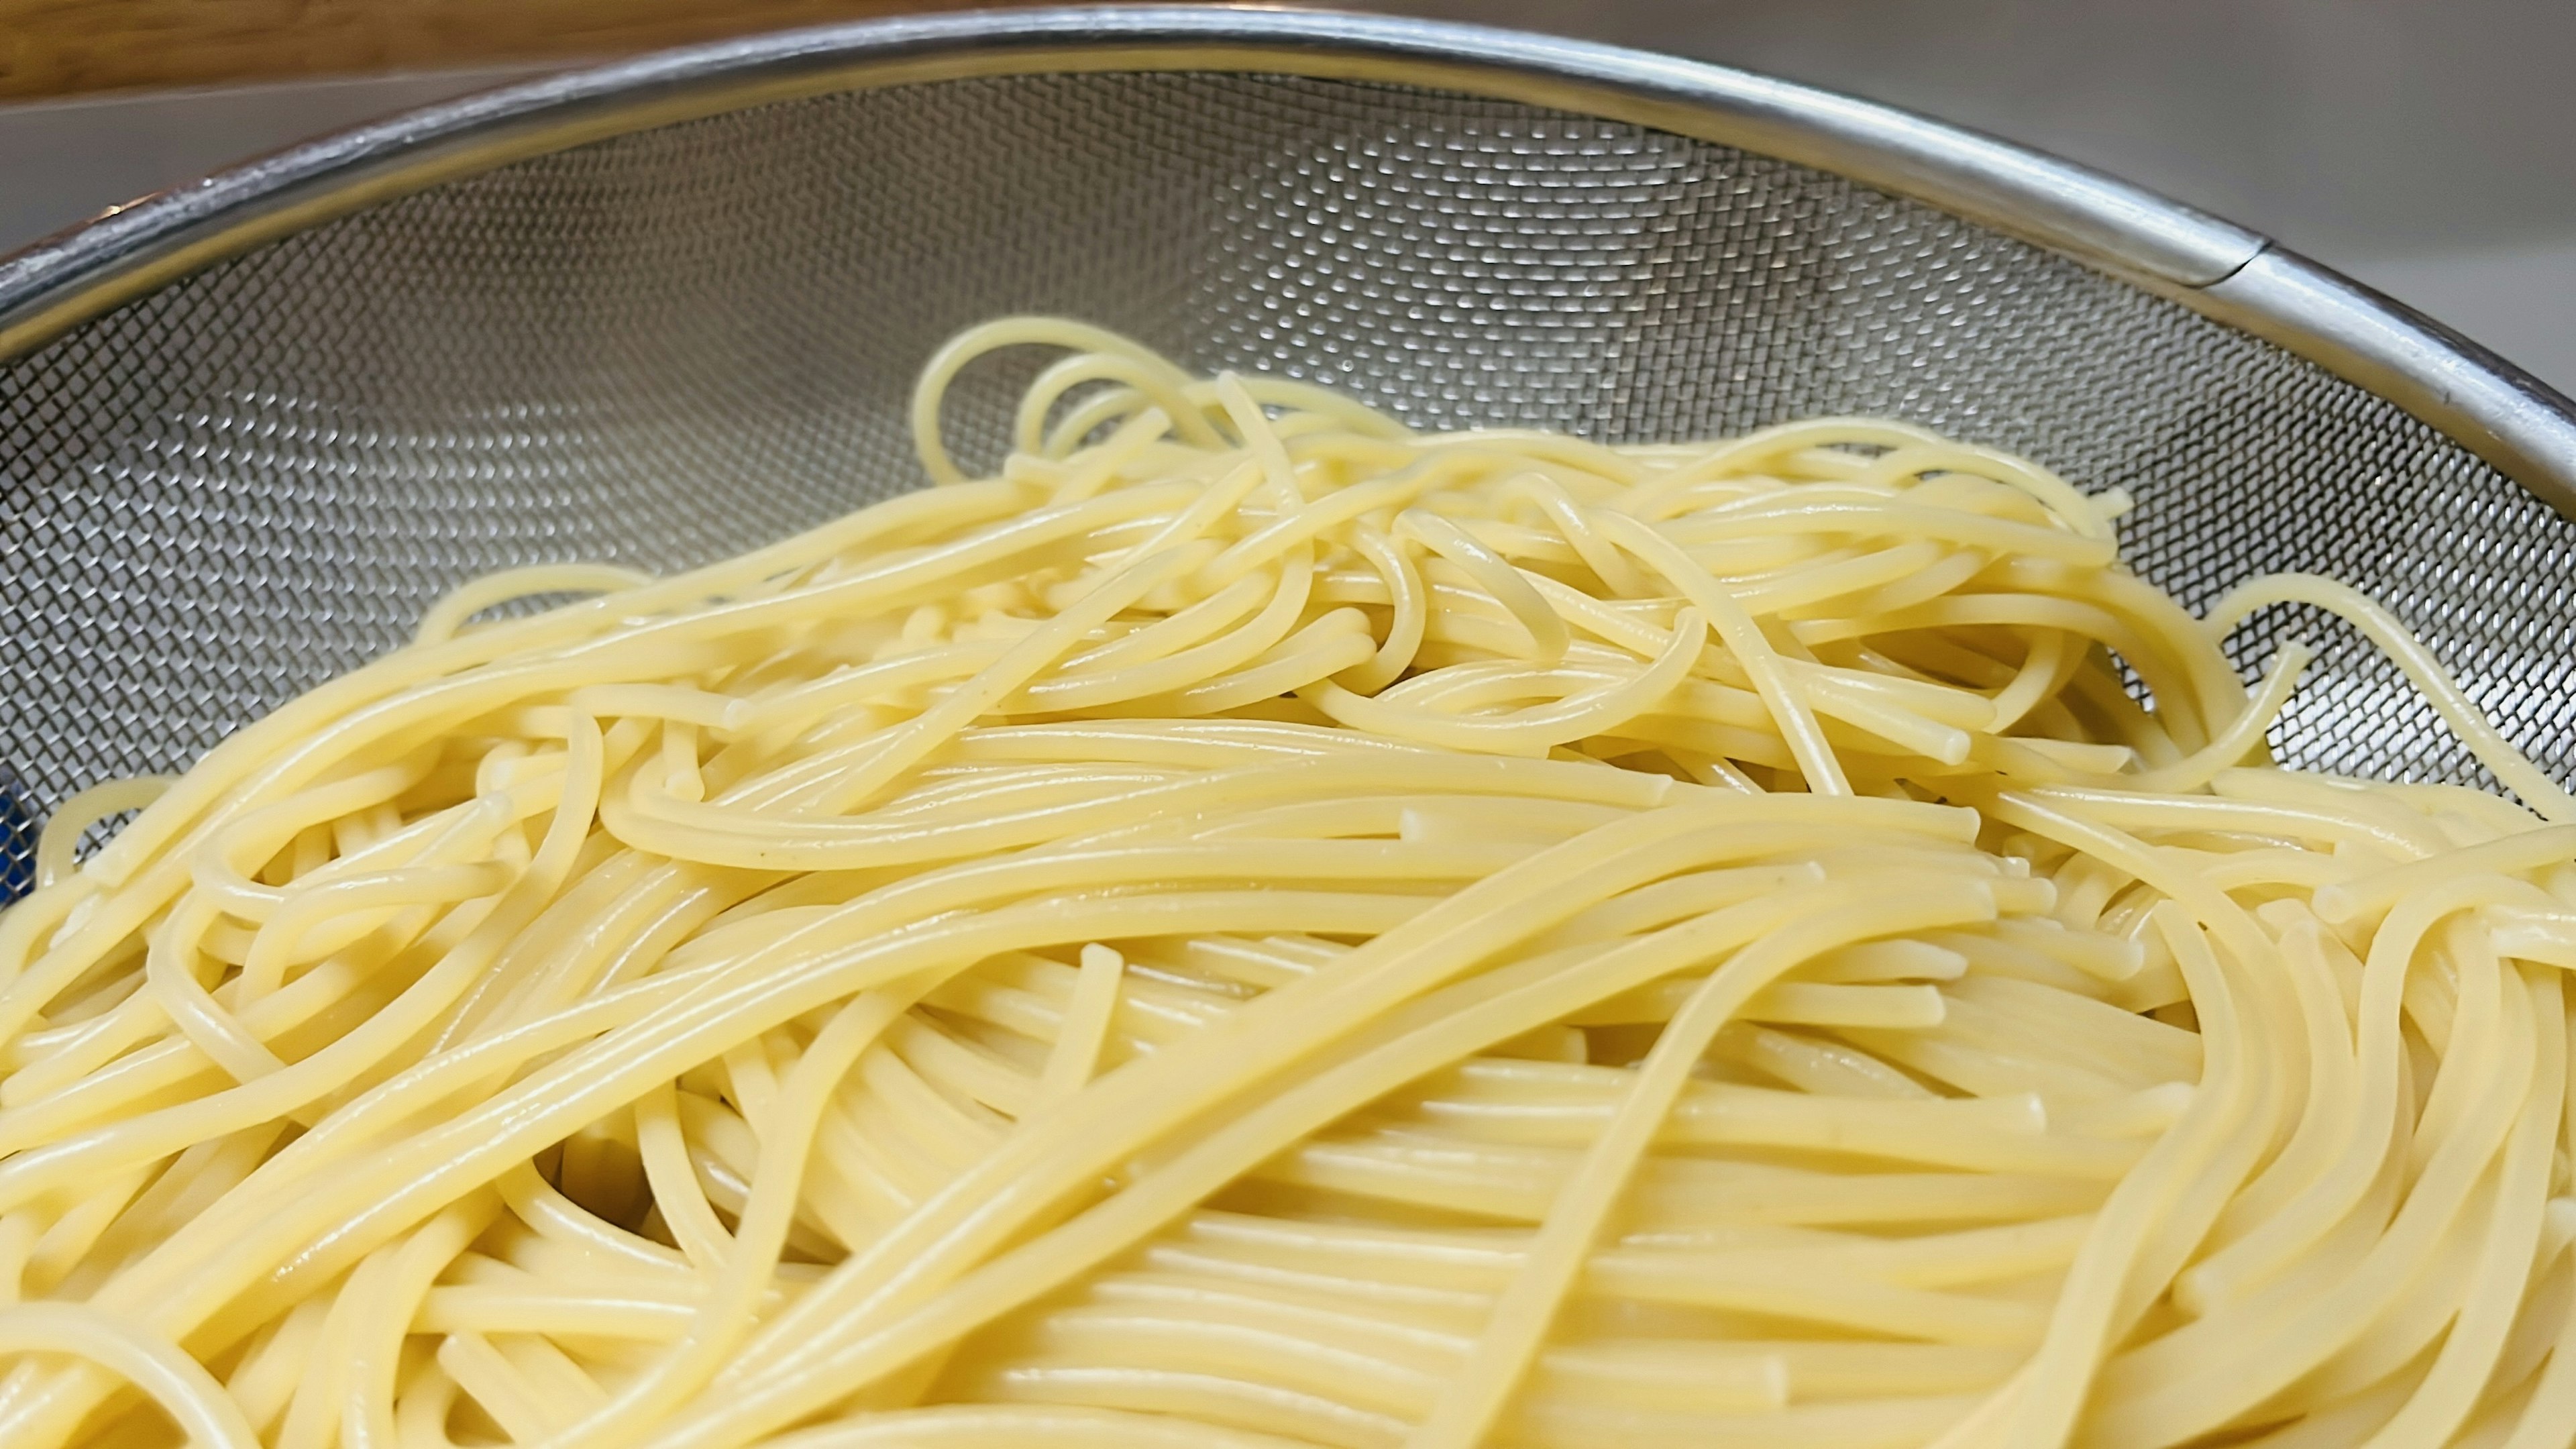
[3,317,2573,1449]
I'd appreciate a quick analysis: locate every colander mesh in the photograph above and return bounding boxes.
[4,72,2573,890]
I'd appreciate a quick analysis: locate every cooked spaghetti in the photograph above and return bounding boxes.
[1,315,2571,1449]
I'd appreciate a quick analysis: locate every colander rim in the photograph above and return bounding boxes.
[1,3,2570,516]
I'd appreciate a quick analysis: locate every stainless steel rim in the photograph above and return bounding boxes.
[3,3,2571,515]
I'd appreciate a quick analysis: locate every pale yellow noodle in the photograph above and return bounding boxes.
[0,315,2569,1449]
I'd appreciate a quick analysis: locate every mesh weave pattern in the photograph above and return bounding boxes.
[4,72,2573,889]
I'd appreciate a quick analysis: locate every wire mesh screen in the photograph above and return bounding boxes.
[4,70,2573,893]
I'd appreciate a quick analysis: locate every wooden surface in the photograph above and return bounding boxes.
[0,0,1062,101]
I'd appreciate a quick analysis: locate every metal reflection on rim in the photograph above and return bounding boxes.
[1,4,2569,515]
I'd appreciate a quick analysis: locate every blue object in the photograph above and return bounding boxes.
[0,769,36,906]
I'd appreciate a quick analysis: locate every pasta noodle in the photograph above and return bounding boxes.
[1,314,2572,1449]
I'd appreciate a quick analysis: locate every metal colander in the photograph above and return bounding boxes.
[3,7,2573,894]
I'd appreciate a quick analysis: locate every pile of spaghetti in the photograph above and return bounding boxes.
[3,317,2574,1449]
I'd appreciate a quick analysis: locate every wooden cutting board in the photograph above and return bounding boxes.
[0,0,1072,101]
